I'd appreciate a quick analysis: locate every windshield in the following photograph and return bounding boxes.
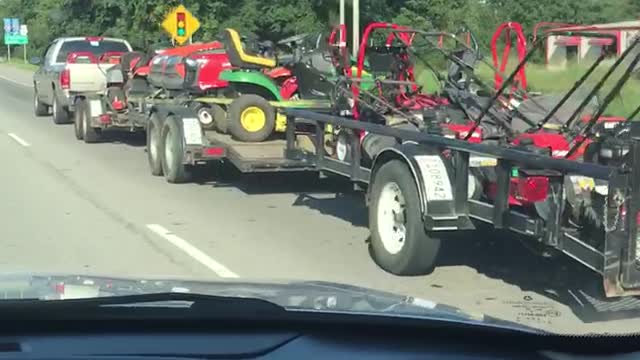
[55,39,130,63]
[2,0,640,339]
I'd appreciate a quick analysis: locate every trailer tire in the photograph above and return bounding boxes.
[228,95,275,142]
[34,89,49,116]
[335,129,354,161]
[161,115,192,183]
[146,113,163,176]
[82,105,101,143]
[369,159,440,275]
[73,98,86,140]
[52,95,71,124]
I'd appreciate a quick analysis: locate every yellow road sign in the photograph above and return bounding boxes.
[161,4,200,45]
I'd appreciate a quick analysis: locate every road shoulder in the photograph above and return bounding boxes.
[0,63,34,87]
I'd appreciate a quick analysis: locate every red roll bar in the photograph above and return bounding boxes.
[491,22,528,93]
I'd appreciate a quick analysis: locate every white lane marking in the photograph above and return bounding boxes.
[8,133,30,147]
[146,224,239,278]
[0,74,30,87]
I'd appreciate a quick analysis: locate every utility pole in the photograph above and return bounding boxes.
[339,0,359,57]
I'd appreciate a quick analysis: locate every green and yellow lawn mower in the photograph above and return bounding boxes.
[196,28,376,142]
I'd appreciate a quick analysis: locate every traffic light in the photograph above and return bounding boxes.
[176,12,186,37]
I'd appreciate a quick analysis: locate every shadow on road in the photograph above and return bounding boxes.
[97,131,146,147]
[194,164,368,226]
[435,228,640,324]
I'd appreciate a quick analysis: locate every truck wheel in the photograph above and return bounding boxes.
[52,95,71,124]
[146,113,163,176]
[33,89,49,116]
[369,160,441,275]
[74,98,86,140]
[161,115,192,183]
[228,95,275,142]
[82,106,101,143]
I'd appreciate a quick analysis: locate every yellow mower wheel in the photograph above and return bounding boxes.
[228,94,275,142]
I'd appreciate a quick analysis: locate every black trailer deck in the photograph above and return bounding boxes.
[203,131,317,173]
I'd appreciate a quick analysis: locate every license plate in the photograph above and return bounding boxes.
[89,99,102,117]
[414,155,453,201]
[182,118,203,145]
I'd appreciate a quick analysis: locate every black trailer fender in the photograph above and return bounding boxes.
[370,143,474,231]
[369,143,454,215]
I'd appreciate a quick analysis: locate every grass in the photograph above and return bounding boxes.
[0,58,37,72]
[414,58,640,118]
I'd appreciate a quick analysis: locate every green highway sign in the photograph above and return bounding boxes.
[4,34,28,45]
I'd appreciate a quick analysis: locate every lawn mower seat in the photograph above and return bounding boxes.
[447,48,480,89]
[291,62,333,99]
[222,28,276,69]
[366,46,397,75]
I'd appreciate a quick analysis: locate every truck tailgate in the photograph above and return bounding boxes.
[68,63,116,93]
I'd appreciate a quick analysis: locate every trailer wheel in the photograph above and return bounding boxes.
[335,129,354,162]
[146,113,163,176]
[73,98,86,140]
[161,115,192,183]
[52,95,71,124]
[228,95,275,142]
[82,105,101,143]
[369,160,440,275]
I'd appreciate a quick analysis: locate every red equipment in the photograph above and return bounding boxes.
[142,41,230,92]
[491,22,528,93]
[66,52,98,64]
[353,22,449,120]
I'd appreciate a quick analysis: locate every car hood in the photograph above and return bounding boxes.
[0,272,540,333]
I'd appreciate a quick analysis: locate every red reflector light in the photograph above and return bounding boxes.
[516,176,549,203]
[54,282,65,294]
[204,147,224,156]
[60,68,70,89]
[85,36,103,42]
[112,99,125,110]
[99,114,111,124]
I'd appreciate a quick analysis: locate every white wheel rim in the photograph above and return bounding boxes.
[198,108,214,125]
[336,134,348,161]
[52,98,57,115]
[164,130,175,169]
[34,93,38,108]
[377,182,407,255]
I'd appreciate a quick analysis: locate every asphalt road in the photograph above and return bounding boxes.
[0,65,639,334]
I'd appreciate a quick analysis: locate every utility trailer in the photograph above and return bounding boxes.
[92,101,319,183]
[282,108,640,298]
